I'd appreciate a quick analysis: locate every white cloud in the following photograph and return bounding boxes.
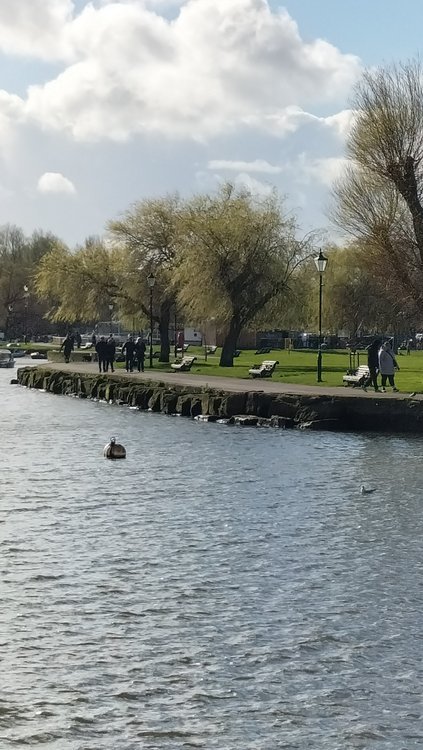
[246,106,356,139]
[208,159,282,174]
[0,0,75,61]
[3,0,361,142]
[323,109,356,138]
[233,173,274,196]
[296,155,350,187]
[37,171,76,194]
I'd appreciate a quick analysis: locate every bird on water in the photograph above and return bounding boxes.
[360,485,376,495]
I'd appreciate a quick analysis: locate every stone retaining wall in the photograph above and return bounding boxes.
[14,366,423,433]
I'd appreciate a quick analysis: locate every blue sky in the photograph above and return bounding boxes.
[275,0,423,65]
[0,0,420,246]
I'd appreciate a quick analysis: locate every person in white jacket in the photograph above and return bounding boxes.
[378,341,400,392]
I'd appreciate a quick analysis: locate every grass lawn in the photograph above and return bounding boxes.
[117,346,423,393]
[13,340,423,393]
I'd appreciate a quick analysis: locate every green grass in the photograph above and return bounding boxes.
[13,340,423,392]
[116,346,423,393]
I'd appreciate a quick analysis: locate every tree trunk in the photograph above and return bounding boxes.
[394,157,423,263]
[219,315,242,367]
[158,299,171,363]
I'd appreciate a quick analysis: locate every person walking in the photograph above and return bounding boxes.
[60,333,73,364]
[366,338,381,392]
[122,335,136,372]
[378,340,400,392]
[106,335,116,373]
[135,336,146,372]
[95,336,108,373]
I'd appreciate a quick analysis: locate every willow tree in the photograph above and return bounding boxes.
[334,59,423,312]
[35,238,124,324]
[108,195,181,362]
[176,184,309,367]
[334,164,423,310]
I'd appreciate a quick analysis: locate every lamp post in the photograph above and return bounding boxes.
[147,272,156,368]
[23,284,29,343]
[314,249,328,382]
[174,305,178,360]
[7,304,13,340]
[108,304,114,335]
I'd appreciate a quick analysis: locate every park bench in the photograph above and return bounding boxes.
[171,356,197,372]
[343,364,370,387]
[176,344,190,355]
[248,360,279,378]
[206,345,217,354]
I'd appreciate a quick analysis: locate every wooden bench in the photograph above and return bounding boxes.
[249,360,279,378]
[171,356,197,372]
[343,364,370,387]
[176,344,190,354]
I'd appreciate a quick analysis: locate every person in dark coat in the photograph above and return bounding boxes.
[91,331,97,347]
[106,335,116,373]
[122,335,136,372]
[366,338,382,392]
[135,337,146,372]
[95,336,108,373]
[60,333,73,364]
[75,331,82,349]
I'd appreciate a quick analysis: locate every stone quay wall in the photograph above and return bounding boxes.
[15,366,423,433]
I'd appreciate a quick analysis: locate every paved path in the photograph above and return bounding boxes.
[31,361,420,400]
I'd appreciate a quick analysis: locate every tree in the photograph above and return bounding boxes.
[35,238,124,325]
[321,244,407,337]
[108,195,181,363]
[175,184,310,366]
[0,226,58,338]
[334,59,423,315]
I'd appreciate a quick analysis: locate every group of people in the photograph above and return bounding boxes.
[95,334,146,374]
[366,339,400,392]
[95,336,117,373]
[121,335,146,373]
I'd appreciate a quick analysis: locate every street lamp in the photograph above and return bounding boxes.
[7,304,13,340]
[23,284,29,343]
[314,249,328,382]
[147,272,156,368]
[174,304,178,360]
[108,304,114,335]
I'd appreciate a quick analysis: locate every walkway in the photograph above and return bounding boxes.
[32,361,420,400]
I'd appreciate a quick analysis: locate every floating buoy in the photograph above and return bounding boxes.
[104,436,126,459]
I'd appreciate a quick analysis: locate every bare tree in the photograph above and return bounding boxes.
[333,59,423,312]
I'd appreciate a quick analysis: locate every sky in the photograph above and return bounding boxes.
[0,0,422,247]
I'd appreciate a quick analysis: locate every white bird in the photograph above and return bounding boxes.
[360,485,376,495]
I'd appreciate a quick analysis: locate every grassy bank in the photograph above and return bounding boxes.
[118,346,423,392]
[11,340,423,392]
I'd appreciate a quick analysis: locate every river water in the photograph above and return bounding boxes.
[2,361,423,749]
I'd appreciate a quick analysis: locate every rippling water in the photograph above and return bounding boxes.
[2,361,423,748]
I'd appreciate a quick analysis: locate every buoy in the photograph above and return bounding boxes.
[104,436,126,459]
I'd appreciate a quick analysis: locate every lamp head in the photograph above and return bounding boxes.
[147,272,156,289]
[314,249,328,274]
